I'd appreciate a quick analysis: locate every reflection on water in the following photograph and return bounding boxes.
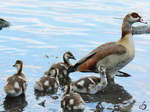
[81,83,135,112]
[97,84,135,112]
[34,89,58,100]
[2,83,135,112]
[4,94,27,112]
[62,109,84,112]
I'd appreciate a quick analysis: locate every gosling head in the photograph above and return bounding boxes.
[13,60,23,73]
[64,51,76,60]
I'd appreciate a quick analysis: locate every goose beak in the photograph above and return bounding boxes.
[139,18,148,24]
[13,64,16,67]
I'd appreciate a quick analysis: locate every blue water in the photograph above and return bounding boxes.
[0,0,150,111]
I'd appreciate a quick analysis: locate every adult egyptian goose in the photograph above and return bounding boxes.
[70,65,107,94]
[4,60,27,97]
[0,18,10,30]
[34,71,59,92]
[61,84,84,111]
[68,12,147,85]
[45,51,76,84]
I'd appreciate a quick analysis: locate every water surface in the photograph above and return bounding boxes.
[0,0,150,112]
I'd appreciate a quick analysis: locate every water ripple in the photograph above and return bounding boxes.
[0,0,150,112]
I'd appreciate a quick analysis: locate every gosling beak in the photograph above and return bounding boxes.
[71,56,76,60]
[139,18,148,24]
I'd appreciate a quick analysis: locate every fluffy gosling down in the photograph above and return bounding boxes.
[34,68,59,92]
[70,65,107,94]
[61,84,84,111]
[45,51,76,84]
[4,60,27,97]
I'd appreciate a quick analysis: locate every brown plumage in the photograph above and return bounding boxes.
[45,51,76,85]
[4,60,27,97]
[68,12,147,85]
[34,74,59,92]
[72,76,101,89]
[70,66,107,94]
[76,42,126,72]
[61,84,84,111]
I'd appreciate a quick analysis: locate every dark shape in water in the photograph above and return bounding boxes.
[34,89,58,100]
[3,94,28,112]
[38,100,46,107]
[0,18,10,30]
[81,84,135,112]
[62,109,84,112]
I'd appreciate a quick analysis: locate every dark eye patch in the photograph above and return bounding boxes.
[131,12,140,18]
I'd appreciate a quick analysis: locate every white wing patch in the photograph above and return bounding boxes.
[77,80,85,86]
[14,82,20,89]
[69,99,74,105]
[44,80,49,86]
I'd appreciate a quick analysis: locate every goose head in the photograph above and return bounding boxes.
[124,12,147,24]
[121,12,147,37]
[13,60,23,74]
